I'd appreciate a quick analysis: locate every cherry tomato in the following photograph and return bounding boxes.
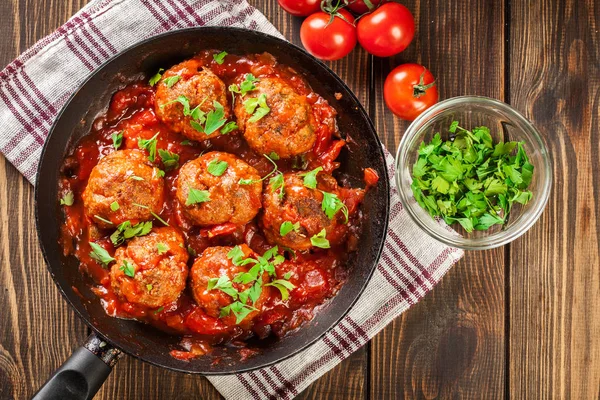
[357,3,415,57]
[384,64,438,121]
[346,0,384,15]
[300,10,357,61]
[277,0,321,16]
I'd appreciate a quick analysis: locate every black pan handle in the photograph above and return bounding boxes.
[32,332,122,400]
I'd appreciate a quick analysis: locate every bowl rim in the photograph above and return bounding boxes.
[395,95,552,250]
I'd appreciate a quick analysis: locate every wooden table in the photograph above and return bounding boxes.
[0,0,598,398]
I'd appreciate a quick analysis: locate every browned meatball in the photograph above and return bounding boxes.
[261,172,348,250]
[234,77,316,158]
[175,151,262,226]
[189,245,270,327]
[155,59,230,140]
[110,227,188,308]
[82,150,164,229]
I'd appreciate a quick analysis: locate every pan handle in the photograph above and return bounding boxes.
[32,332,122,400]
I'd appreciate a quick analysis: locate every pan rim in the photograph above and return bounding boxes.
[34,26,390,375]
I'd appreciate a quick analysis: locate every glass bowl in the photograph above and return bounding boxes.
[395,96,552,250]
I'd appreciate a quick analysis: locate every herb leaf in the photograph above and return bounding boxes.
[163,75,180,88]
[110,220,153,246]
[207,159,229,176]
[220,121,238,135]
[246,94,270,123]
[265,279,296,301]
[321,191,349,222]
[119,260,136,277]
[299,166,323,189]
[186,188,211,206]
[138,132,159,162]
[213,51,228,64]
[158,149,179,171]
[149,68,164,86]
[89,242,115,267]
[310,229,330,249]
[156,242,168,255]
[280,221,300,237]
[204,101,227,135]
[112,131,123,150]
[60,191,74,206]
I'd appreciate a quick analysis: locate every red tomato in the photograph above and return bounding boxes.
[346,0,384,15]
[277,0,321,16]
[356,3,415,57]
[300,10,357,61]
[384,64,438,121]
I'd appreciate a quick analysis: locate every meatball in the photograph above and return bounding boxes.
[155,59,231,140]
[175,151,262,226]
[110,227,189,308]
[261,172,348,250]
[82,150,164,229]
[190,245,269,326]
[234,77,316,158]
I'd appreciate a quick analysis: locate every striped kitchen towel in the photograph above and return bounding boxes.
[0,0,463,398]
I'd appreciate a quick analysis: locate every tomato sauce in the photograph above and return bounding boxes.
[58,51,378,359]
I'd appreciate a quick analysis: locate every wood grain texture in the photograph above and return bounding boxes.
[508,0,600,398]
[369,1,507,398]
[0,2,90,400]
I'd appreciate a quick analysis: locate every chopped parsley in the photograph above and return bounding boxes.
[158,149,179,171]
[411,121,534,232]
[244,93,270,123]
[310,229,330,249]
[138,132,159,162]
[156,242,168,255]
[163,75,180,88]
[119,260,135,277]
[60,191,74,206]
[110,201,119,211]
[203,101,227,135]
[186,188,211,206]
[269,173,285,199]
[207,159,229,177]
[146,284,153,291]
[89,242,115,267]
[148,68,164,86]
[220,121,238,135]
[110,220,152,246]
[299,166,323,189]
[112,131,123,150]
[228,73,259,103]
[280,221,300,237]
[213,51,228,64]
[265,279,295,301]
[321,191,349,222]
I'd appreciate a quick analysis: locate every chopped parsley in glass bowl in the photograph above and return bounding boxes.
[395,96,552,250]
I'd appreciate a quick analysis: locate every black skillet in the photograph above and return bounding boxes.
[33,27,390,399]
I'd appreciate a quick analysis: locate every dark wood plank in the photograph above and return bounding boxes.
[508,0,600,398]
[0,2,90,399]
[253,2,370,398]
[369,1,507,398]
